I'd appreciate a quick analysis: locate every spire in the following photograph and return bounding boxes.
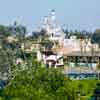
[40,9,65,40]
[51,9,55,15]
[50,9,56,21]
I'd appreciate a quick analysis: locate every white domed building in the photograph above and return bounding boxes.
[40,10,65,42]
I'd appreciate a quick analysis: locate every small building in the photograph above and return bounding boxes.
[40,10,65,43]
[40,50,64,68]
[7,36,18,43]
[64,51,100,70]
[46,55,64,68]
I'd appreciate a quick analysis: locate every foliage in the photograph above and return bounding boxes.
[64,29,91,39]
[8,21,27,37]
[97,63,100,69]
[93,81,100,97]
[1,72,100,100]
[91,29,100,47]
[0,23,27,81]
[0,25,11,37]
[3,68,76,100]
[40,40,54,50]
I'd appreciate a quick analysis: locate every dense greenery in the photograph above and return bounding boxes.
[64,29,92,39]
[0,68,75,100]
[91,29,100,48]
[0,68,100,100]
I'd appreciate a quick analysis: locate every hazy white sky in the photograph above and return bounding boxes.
[0,0,100,32]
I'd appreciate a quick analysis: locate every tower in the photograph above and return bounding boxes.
[50,9,56,22]
[40,9,65,41]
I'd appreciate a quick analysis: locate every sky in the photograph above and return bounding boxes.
[0,0,100,32]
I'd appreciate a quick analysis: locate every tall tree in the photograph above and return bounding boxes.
[91,29,100,48]
[5,68,76,100]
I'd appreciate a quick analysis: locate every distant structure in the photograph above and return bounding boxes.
[40,9,65,41]
[39,10,99,53]
[38,10,100,69]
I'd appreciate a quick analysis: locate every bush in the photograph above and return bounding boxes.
[4,68,76,100]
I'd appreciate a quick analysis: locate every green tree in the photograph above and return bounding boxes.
[0,25,12,80]
[93,82,100,98]
[91,29,100,48]
[4,68,76,100]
